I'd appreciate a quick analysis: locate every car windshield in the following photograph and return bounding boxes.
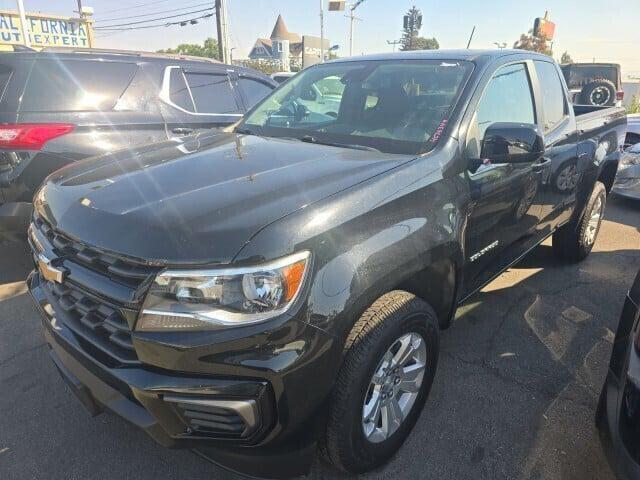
[240,59,473,155]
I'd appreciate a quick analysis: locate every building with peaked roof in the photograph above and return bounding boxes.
[248,15,304,71]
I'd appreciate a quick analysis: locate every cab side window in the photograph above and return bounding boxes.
[534,60,567,132]
[476,63,536,138]
[467,63,536,160]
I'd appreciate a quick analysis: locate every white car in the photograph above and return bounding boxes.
[613,142,640,201]
[626,113,640,147]
[271,72,296,84]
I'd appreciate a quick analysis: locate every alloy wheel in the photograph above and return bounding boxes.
[362,332,427,443]
[584,196,604,245]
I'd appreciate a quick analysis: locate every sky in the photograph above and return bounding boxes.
[3,0,639,77]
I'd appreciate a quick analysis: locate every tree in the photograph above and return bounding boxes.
[560,51,573,64]
[513,30,552,56]
[239,59,280,75]
[627,95,640,115]
[400,6,439,51]
[413,37,439,50]
[157,37,220,60]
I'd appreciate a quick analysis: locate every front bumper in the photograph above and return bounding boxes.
[29,271,333,479]
[598,289,640,480]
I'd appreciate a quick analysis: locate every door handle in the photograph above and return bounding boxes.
[172,127,194,135]
[532,158,551,172]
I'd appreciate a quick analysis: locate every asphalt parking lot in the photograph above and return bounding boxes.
[1,196,639,480]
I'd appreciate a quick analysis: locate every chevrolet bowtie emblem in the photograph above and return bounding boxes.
[37,254,66,284]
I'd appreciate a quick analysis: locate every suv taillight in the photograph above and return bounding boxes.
[0,123,75,150]
[617,91,625,101]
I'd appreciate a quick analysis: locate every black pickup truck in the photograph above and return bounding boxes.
[27,50,626,478]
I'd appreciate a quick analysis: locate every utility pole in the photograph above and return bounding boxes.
[320,0,325,62]
[215,0,231,63]
[387,39,401,52]
[16,0,30,47]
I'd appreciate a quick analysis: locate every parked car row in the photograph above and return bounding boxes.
[613,142,640,201]
[25,49,628,478]
[0,48,277,241]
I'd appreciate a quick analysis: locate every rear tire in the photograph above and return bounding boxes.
[321,291,439,474]
[552,181,606,262]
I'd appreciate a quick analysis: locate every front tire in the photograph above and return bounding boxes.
[321,291,439,473]
[552,181,607,261]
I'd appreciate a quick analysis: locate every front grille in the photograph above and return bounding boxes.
[30,213,159,367]
[42,278,139,365]
[33,215,153,289]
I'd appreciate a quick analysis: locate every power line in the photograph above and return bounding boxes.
[96,2,211,23]
[94,7,214,29]
[96,12,214,32]
[99,0,178,15]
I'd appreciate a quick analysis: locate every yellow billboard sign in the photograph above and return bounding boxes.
[0,10,93,48]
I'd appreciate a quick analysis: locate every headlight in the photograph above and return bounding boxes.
[137,251,311,331]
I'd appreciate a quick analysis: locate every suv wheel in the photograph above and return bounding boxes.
[321,291,439,473]
[552,181,607,261]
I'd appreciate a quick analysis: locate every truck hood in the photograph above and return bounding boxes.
[36,132,410,265]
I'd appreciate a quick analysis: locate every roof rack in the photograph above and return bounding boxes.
[39,47,221,64]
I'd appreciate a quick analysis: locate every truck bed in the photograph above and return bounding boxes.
[573,104,627,142]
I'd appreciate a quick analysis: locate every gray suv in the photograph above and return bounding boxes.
[0,47,276,240]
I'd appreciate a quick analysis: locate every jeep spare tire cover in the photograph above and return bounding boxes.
[579,79,616,106]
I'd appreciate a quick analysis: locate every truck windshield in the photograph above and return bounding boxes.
[240,59,473,155]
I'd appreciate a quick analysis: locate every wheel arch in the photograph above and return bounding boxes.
[599,158,619,194]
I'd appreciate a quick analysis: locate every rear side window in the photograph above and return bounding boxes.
[476,63,535,139]
[169,68,195,112]
[21,59,137,112]
[184,72,240,114]
[237,77,273,109]
[534,61,567,131]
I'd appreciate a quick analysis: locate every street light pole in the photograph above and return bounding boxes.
[320,0,325,62]
[387,39,401,52]
[348,0,365,57]
[349,8,354,56]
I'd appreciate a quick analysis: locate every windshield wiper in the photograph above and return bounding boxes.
[299,135,380,152]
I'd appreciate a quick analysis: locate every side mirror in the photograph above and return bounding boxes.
[481,122,545,164]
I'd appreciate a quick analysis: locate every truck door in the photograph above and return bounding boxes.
[463,61,548,288]
[530,60,580,231]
